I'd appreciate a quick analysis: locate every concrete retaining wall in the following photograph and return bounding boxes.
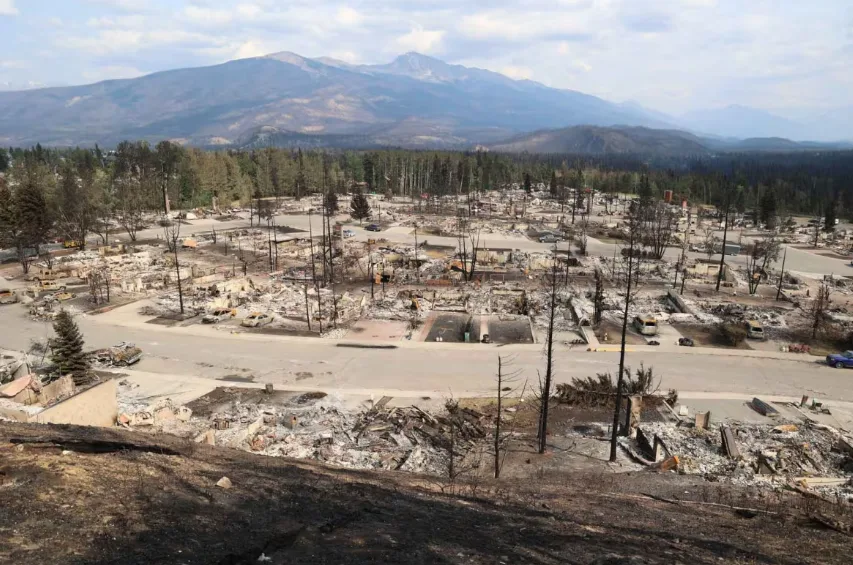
[667,289,696,317]
[35,379,117,427]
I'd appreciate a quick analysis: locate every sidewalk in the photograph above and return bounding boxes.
[90,300,827,362]
[115,368,853,431]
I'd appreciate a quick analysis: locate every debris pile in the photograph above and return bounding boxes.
[116,387,487,475]
[89,343,143,367]
[252,399,487,474]
[633,421,853,500]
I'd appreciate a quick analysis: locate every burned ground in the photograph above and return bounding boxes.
[1,422,851,565]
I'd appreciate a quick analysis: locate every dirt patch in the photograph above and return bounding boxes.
[250,327,319,338]
[144,317,178,326]
[486,317,534,344]
[594,319,647,345]
[217,374,255,383]
[673,323,751,349]
[185,386,298,418]
[424,312,473,343]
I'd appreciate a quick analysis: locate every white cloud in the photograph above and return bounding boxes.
[236,3,262,19]
[87,15,146,28]
[0,60,26,69]
[84,0,150,11]
[61,26,222,55]
[336,6,363,27]
[233,40,268,60]
[679,0,717,6]
[501,65,533,80]
[330,50,359,63]
[396,27,444,53]
[184,5,233,26]
[0,0,18,16]
[459,9,592,42]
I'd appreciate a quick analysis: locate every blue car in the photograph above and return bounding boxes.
[826,351,853,368]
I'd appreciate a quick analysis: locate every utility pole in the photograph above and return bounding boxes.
[715,201,730,292]
[414,223,420,284]
[674,225,689,289]
[776,246,787,301]
[173,238,184,315]
[538,251,558,454]
[610,228,637,462]
[304,284,311,331]
[308,210,322,333]
[369,240,375,300]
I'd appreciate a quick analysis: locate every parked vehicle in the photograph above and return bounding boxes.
[678,337,695,347]
[241,312,273,327]
[539,234,561,243]
[91,342,143,366]
[63,240,82,249]
[724,243,741,256]
[37,280,66,293]
[202,308,236,324]
[365,224,382,232]
[0,289,17,305]
[53,292,75,301]
[826,351,853,368]
[26,268,60,282]
[632,314,658,336]
[343,229,356,238]
[745,320,765,340]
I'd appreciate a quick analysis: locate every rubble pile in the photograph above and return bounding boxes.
[634,421,853,499]
[708,303,787,328]
[257,400,487,473]
[117,387,487,475]
[366,292,424,321]
[0,353,29,386]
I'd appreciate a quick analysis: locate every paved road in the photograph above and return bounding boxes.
[2,304,850,402]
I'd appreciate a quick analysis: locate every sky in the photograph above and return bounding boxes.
[0,0,851,117]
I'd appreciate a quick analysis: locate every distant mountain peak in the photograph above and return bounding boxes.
[313,56,355,69]
[380,52,455,81]
[263,51,317,73]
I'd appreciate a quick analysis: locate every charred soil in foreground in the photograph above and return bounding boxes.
[1,422,851,565]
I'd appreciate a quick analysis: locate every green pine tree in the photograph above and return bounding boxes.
[51,310,90,385]
[638,174,653,208]
[17,173,52,253]
[350,190,371,224]
[523,172,532,194]
[324,191,339,216]
[759,187,778,228]
[825,198,837,232]
[549,170,557,195]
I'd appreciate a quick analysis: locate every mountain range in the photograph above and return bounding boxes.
[0,51,848,153]
[486,126,852,155]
